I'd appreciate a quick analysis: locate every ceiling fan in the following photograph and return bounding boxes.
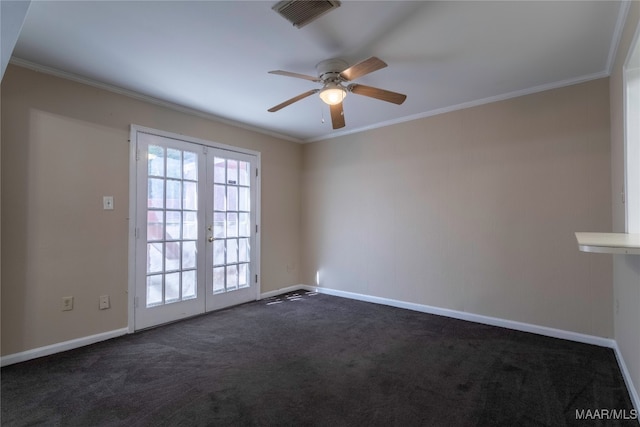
[267,57,407,129]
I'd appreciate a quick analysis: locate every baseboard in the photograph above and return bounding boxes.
[613,342,640,412]
[0,328,129,367]
[302,285,640,409]
[4,285,637,411]
[302,285,616,348]
[2,286,309,367]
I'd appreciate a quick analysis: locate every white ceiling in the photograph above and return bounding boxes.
[10,1,626,142]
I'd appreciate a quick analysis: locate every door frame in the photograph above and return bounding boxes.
[127,124,261,333]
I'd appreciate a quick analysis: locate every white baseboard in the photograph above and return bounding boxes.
[613,342,640,412]
[304,285,616,348]
[3,285,308,367]
[302,284,640,409]
[1,328,129,367]
[4,285,637,411]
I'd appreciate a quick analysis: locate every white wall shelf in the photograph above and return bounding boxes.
[575,232,640,255]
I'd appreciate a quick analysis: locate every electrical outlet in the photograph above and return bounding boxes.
[99,295,110,310]
[62,296,74,311]
[103,196,114,210]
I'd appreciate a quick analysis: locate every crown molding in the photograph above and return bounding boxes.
[306,71,609,143]
[9,57,302,144]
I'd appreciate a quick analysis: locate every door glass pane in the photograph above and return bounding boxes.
[165,211,181,240]
[147,211,163,241]
[213,212,226,238]
[214,185,226,211]
[146,275,163,307]
[165,272,180,303]
[227,186,238,211]
[183,181,197,211]
[238,161,250,186]
[227,160,238,184]
[214,158,225,183]
[226,265,238,291]
[165,242,181,271]
[213,267,225,293]
[213,240,225,266]
[183,151,197,181]
[148,178,164,208]
[239,263,249,288]
[147,243,163,273]
[227,213,238,238]
[239,238,249,262]
[183,241,197,269]
[166,180,181,209]
[183,211,197,240]
[148,145,165,177]
[239,213,250,237]
[167,149,182,179]
[239,187,249,211]
[227,239,238,264]
[182,270,196,300]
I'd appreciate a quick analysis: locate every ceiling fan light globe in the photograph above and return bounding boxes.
[319,86,346,105]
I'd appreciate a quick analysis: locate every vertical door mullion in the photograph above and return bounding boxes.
[223,160,228,293]
[197,146,208,312]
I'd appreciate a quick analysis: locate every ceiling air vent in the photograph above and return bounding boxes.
[273,0,341,28]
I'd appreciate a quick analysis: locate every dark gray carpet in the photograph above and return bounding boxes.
[1,290,637,426]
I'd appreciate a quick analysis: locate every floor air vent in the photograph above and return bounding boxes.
[272,0,341,28]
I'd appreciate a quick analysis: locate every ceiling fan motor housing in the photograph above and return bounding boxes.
[316,58,348,83]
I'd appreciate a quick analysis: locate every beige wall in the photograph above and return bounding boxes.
[0,60,622,359]
[1,65,302,355]
[302,78,613,337]
[610,0,640,403]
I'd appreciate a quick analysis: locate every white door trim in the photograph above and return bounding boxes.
[128,124,261,332]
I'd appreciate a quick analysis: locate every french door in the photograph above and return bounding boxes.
[132,128,259,330]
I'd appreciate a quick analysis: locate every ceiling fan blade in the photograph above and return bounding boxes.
[330,102,345,129]
[349,84,407,105]
[268,90,319,112]
[339,57,387,81]
[268,70,320,82]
